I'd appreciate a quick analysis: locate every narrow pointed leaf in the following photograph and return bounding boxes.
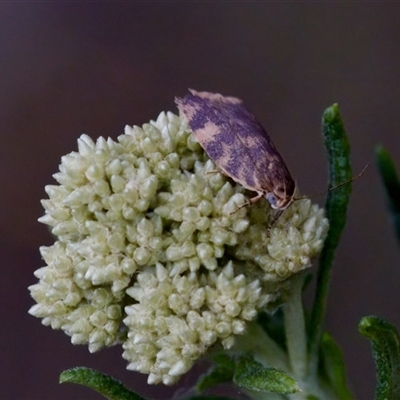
[321,103,353,252]
[196,354,235,392]
[375,146,400,243]
[310,104,353,359]
[233,354,299,394]
[60,367,144,400]
[359,316,400,400]
[319,332,354,400]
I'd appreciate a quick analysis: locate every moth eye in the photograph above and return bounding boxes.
[266,193,277,206]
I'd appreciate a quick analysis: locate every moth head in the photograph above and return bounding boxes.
[265,184,296,210]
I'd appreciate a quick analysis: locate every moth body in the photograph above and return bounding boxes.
[175,89,296,215]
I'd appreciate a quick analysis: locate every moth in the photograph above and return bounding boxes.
[175,89,296,225]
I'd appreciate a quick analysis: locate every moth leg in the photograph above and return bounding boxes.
[205,166,231,177]
[266,210,284,237]
[230,192,264,215]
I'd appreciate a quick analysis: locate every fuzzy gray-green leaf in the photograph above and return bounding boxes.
[233,354,299,394]
[59,367,144,400]
[359,316,400,400]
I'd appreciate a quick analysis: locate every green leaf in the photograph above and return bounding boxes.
[375,146,400,243]
[309,104,353,363]
[196,354,235,392]
[233,354,299,394]
[319,332,354,400]
[321,103,353,252]
[59,367,145,400]
[359,316,400,400]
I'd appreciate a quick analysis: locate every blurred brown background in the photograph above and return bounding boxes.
[2,3,400,399]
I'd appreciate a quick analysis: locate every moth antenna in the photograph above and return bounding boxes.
[329,163,369,191]
[293,163,368,202]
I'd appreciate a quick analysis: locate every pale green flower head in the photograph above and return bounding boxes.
[29,111,329,385]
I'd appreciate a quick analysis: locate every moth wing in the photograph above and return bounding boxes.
[176,90,294,196]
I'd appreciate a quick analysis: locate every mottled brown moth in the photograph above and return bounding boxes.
[175,90,296,227]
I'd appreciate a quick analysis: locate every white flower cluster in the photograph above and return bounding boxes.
[29,111,329,385]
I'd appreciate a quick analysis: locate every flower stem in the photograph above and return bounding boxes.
[234,320,289,371]
[282,272,307,380]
